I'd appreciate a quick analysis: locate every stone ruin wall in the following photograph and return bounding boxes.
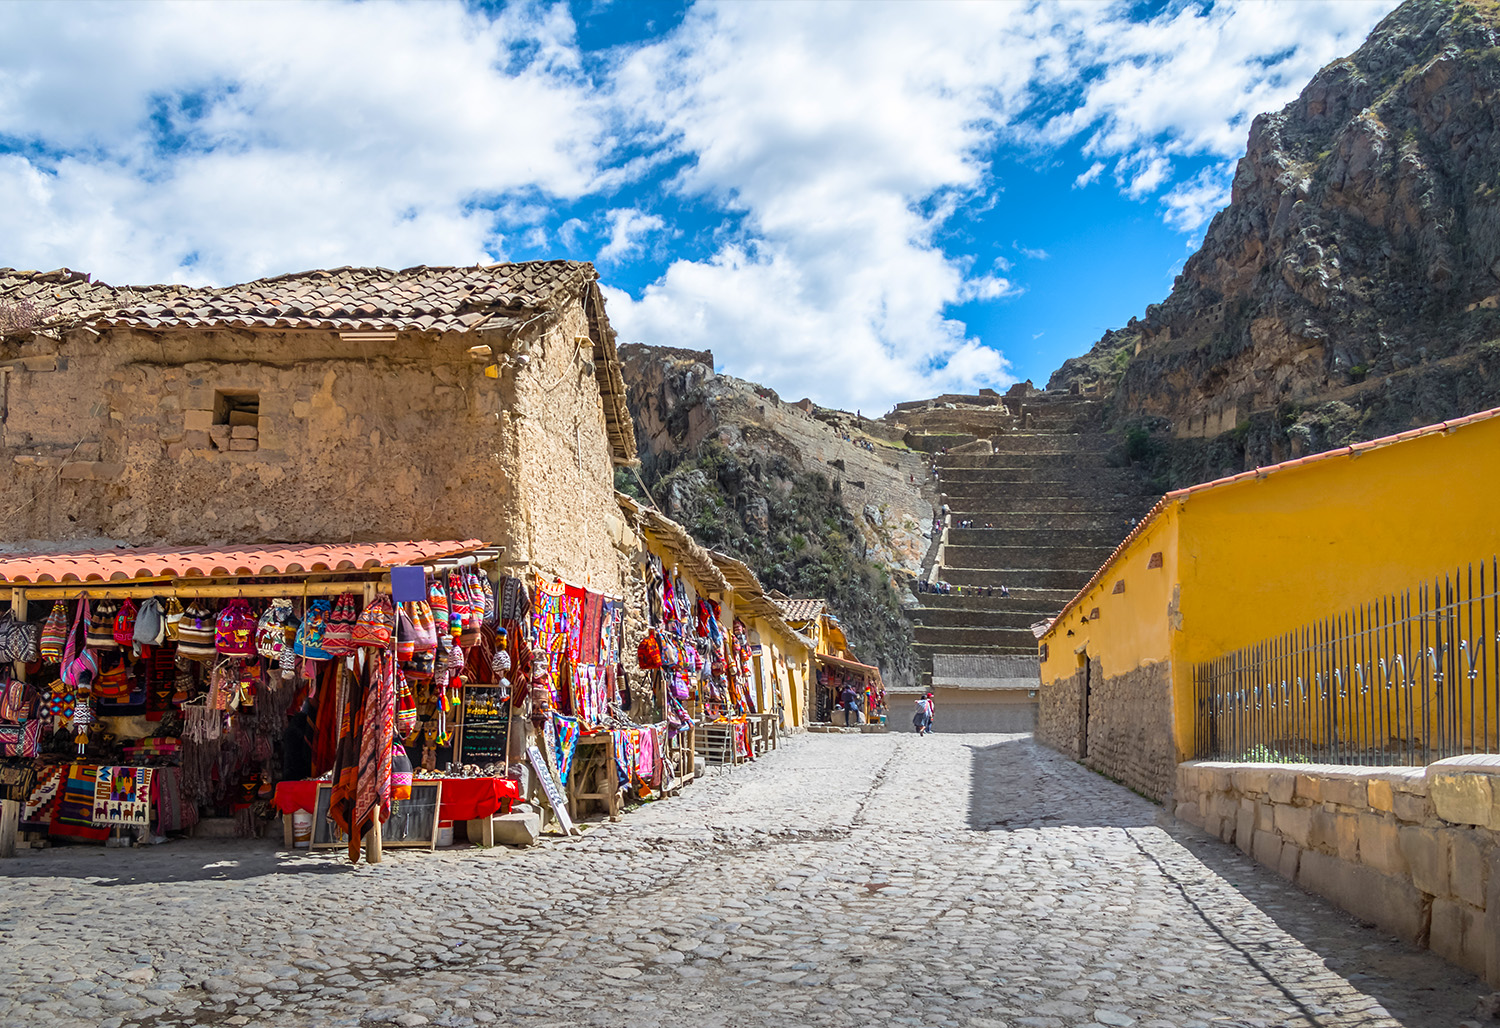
[0,307,628,598]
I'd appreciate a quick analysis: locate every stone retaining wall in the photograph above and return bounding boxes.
[1175,756,1500,986]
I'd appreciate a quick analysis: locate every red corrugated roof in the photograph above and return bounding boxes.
[0,540,484,584]
[1043,405,1500,636]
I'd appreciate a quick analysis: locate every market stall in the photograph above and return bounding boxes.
[0,540,511,862]
[815,653,886,727]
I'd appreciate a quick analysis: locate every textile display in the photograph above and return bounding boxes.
[52,764,110,841]
[22,764,63,825]
[550,713,580,785]
[580,590,604,665]
[327,663,367,859]
[92,766,153,826]
[353,651,398,856]
[636,726,656,786]
[152,767,195,832]
[601,599,622,665]
[273,777,518,822]
[0,759,35,802]
[563,585,586,664]
[532,578,567,709]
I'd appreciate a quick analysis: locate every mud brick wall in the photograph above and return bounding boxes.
[1176,757,1500,986]
[1038,659,1176,803]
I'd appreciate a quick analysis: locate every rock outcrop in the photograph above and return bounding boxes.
[1053,0,1500,482]
[619,344,934,688]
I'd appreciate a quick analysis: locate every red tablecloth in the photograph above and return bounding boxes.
[273,777,518,822]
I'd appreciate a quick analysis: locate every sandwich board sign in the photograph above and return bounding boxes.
[527,743,576,836]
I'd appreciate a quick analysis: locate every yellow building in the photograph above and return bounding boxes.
[773,597,885,725]
[1037,406,1500,802]
[710,553,816,730]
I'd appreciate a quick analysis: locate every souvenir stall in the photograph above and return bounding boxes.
[815,653,886,727]
[0,541,517,863]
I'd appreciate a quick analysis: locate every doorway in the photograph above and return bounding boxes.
[1078,652,1092,759]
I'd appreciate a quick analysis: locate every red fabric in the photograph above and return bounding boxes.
[273,776,518,821]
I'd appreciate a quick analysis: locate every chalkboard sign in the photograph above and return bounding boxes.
[460,714,511,763]
[310,781,442,850]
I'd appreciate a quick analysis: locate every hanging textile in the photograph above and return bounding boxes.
[637,726,656,786]
[309,659,343,778]
[580,590,605,665]
[51,764,109,841]
[0,759,35,802]
[353,651,398,860]
[563,585,586,664]
[151,766,195,833]
[550,713,580,786]
[92,766,153,826]
[22,764,63,826]
[327,662,367,859]
[532,577,567,708]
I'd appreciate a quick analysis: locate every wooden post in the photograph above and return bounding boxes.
[364,805,383,864]
[0,799,19,858]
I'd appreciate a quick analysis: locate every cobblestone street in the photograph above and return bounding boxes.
[0,734,1485,1028]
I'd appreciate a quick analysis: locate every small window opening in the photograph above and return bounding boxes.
[214,390,259,452]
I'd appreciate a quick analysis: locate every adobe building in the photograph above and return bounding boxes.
[0,262,637,591]
[1037,406,1500,804]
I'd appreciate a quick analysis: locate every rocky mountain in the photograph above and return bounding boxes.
[618,344,937,689]
[1052,0,1500,486]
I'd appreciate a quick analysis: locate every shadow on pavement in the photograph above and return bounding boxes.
[966,734,1157,830]
[0,838,355,885]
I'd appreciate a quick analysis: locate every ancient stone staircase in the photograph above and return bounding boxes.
[900,390,1156,688]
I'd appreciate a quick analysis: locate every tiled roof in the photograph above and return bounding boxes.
[774,597,828,622]
[1043,403,1500,634]
[0,540,484,584]
[0,262,594,335]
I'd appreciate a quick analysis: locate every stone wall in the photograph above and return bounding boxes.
[0,301,628,596]
[1176,756,1500,986]
[1036,659,1176,803]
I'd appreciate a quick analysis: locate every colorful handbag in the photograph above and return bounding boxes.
[0,607,41,663]
[176,602,219,660]
[39,601,69,662]
[86,599,121,649]
[352,595,395,649]
[293,599,333,660]
[93,656,131,702]
[112,598,138,648]
[215,598,258,657]
[395,675,418,740]
[636,634,662,669]
[255,599,298,659]
[395,606,417,662]
[407,601,438,653]
[0,675,28,723]
[163,596,185,640]
[658,631,682,671]
[427,580,449,641]
[321,593,358,656]
[132,597,166,651]
[0,718,41,758]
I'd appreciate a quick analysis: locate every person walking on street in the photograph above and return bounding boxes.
[838,682,859,727]
[913,691,935,735]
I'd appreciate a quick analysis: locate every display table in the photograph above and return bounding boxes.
[273,777,519,848]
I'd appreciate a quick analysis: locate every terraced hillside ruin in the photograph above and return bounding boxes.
[891,387,1156,731]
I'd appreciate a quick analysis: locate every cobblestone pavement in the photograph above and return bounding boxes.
[0,734,1487,1028]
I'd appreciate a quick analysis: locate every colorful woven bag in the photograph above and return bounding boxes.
[395,674,418,740]
[395,606,417,662]
[176,602,218,661]
[111,598,138,648]
[215,598,258,657]
[86,599,121,649]
[255,599,298,659]
[352,595,394,649]
[39,601,69,663]
[321,593,358,656]
[293,599,333,660]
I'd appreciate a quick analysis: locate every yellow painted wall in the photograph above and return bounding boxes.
[1043,411,1500,763]
[1039,507,1181,686]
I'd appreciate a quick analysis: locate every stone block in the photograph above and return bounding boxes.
[1392,790,1434,824]
[1430,771,1495,826]
[1252,829,1283,868]
[1322,777,1369,810]
[183,430,211,449]
[1355,813,1406,877]
[228,408,258,427]
[165,443,186,460]
[1174,801,1200,826]
[208,424,231,450]
[183,408,214,432]
[1236,801,1256,854]
[1367,779,1394,813]
[1218,817,1235,845]
[1431,897,1488,978]
[1256,803,1275,832]
[231,424,258,438]
[1275,805,1314,848]
[1488,844,1500,987]
[1267,772,1296,805]
[1239,768,1271,795]
[1449,830,1490,909]
[1297,849,1430,945]
[158,424,184,443]
[1335,813,1360,862]
[1309,808,1339,854]
[492,812,540,847]
[58,462,124,482]
[1277,843,1302,881]
[1294,776,1322,804]
[184,388,214,410]
[228,438,257,451]
[1399,826,1450,897]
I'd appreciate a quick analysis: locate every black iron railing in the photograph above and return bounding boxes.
[1193,557,1499,765]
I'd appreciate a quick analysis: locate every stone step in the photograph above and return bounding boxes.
[946,511,1141,533]
[938,454,1117,474]
[941,544,1116,570]
[940,566,1096,590]
[911,588,1077,608]
[945,527,1124,549]
[939,449,1124,469]
[914,624,1046,647]
[985,434,1115,453]
[912,641,1039,660]
[904,607,1049,629]
[943,495,1146,515]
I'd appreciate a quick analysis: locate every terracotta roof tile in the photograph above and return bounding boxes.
[0,262,595,335]
[0,540,484,585]
[774,597,828,622]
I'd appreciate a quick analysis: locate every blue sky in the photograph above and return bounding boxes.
[0,0,1397,410]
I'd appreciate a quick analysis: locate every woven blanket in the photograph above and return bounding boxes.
[52,764,109,840]
[93,766,153,825]
[22,764,63,825]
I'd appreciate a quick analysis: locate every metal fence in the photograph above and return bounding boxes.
[1193,557,1499,765]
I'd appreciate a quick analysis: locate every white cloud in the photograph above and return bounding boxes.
[1073,161,1105,188]
[597,208,665,264]
[1162,163,1237,233]
[0,0,607,284]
